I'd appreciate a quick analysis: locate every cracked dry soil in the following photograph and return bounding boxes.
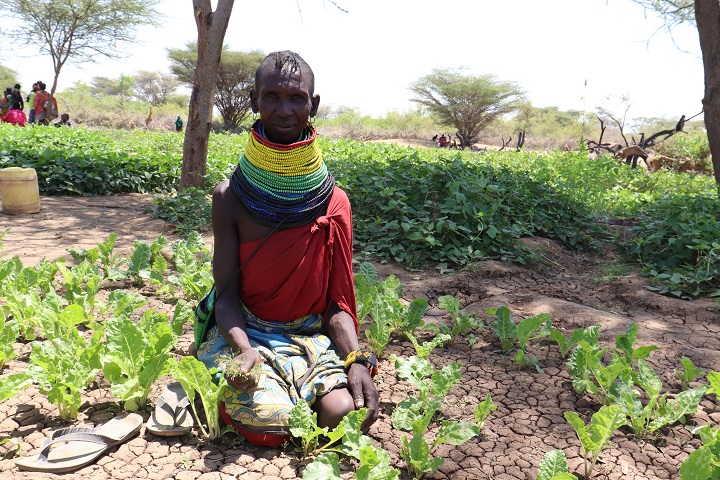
[1,194,719,480]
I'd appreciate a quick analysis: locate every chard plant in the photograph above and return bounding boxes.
[406,331,451,359]
[566,339,632,405]
[612,360,707,438]
[126,236,168,286]
[674,357,705,389]
[68,233,125,280]
[171,355,231,440]
[168,235,213,301]
[613,322,660,366]
[58,261,104,320]
[0,316,19,370]
[400,405,482,479]
[536,449,578,480]
[28,328,104,420]
[548,323,601,358]
[487,306,551,372]
[296,403,400,480]
[679,424,720,480]
[390,355,462,432]
[290,399,374,458]
[303,445,400,480]
[564,404,627,479]
[103,289,148,317]
[427,295,482,345]
[354,262,380,325]
[102,310,178,412]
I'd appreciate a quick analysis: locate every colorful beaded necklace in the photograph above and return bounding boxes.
[230,121,335,228]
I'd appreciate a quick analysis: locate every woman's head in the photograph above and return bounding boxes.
[251,51,319,145]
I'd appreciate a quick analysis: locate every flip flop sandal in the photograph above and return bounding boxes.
[146,382,194,436]
[15,412,142,473]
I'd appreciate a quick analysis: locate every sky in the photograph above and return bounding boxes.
[6,0,705,122]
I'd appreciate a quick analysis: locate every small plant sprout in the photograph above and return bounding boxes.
[217,352,265,383]
[564,404,627,479]
[674,357,705,389]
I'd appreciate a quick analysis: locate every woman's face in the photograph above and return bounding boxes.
[251,68,319,144]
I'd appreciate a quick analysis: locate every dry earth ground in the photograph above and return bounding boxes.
[1,195,719,480]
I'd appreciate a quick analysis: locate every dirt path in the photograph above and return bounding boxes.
[1,195,719,480]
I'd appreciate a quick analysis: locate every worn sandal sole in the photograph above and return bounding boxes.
[15,413,142,473]
[146,382,194,436]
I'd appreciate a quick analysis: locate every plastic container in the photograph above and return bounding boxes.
[0,167,41,214]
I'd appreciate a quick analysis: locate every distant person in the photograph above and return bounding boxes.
[34,82,57,125]
[0,88,10,117]
[27,83,39,123]
[55,113,72,127]
[9,84,24,111]
[175,115,183,132]
[2,108,27,126]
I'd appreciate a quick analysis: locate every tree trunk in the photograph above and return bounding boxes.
[695,0,720,190]
[179,0,235,190]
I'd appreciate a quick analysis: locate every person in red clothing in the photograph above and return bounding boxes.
[33,82,57,125]
[197,51,378,447]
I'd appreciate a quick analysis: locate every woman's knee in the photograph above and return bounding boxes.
[315,389,354,428]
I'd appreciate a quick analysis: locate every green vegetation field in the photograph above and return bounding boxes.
[1,123,718,299]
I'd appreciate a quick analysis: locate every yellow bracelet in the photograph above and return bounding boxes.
[344,350,378,378]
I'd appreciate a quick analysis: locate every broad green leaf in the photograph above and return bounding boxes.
[302,453,342,480]
[434,420,481,447]
[172,356,228,439]
[676,357,704,386]
[516,313,550,347]
[474,394,497,429]
[706,371,720,398]
[564,411,597,455]
[635,359,663,397]
[537,449,577,480]
[0,372,32,402]
[492,306,516,352]
[391,397,424,431]
[355,445,400,480]
[430,361,462,397]
[679,447,713,480]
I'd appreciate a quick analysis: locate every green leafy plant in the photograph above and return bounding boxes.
[28,329,104,420]
[290,400,374,460]
[707,371,720,399]
[390,355,462,432]
[151,187,212,237]
[0,316,19,370]
[171,355,231,440]
[167,235,213,301]
[674,357,705,389]
[536,449,578,480]
[567,338,632,405]
[354,262,380,325]
[487,306,551,371]
[613,322,660,366]
[679,424,720,479]
[406,331,451,359]
[102,311,178,411]
[427,295,482,344]
[564,404,627,479]
[548,324,600,358]
[613,360,707,438]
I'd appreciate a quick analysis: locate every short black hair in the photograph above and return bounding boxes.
[255,50,315,96]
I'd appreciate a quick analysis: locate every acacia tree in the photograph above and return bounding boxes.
[632,0,720,188]
[2,0,159,101]
[409,69,525,148]
[134,71,179,107]
[180,0,234,190]
[168,43,263,130]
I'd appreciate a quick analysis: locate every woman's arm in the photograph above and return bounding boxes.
[211,182,263,390]
[325,303,379,431]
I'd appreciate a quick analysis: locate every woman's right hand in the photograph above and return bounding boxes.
[224,349,264,392]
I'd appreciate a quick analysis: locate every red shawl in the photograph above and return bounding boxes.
[238,187,358,331]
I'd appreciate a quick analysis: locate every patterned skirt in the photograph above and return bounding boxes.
[197,310,347,434]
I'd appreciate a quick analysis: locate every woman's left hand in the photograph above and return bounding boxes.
[347,363,379,432]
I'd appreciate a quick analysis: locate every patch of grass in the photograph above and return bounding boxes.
[593,261,631,283]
